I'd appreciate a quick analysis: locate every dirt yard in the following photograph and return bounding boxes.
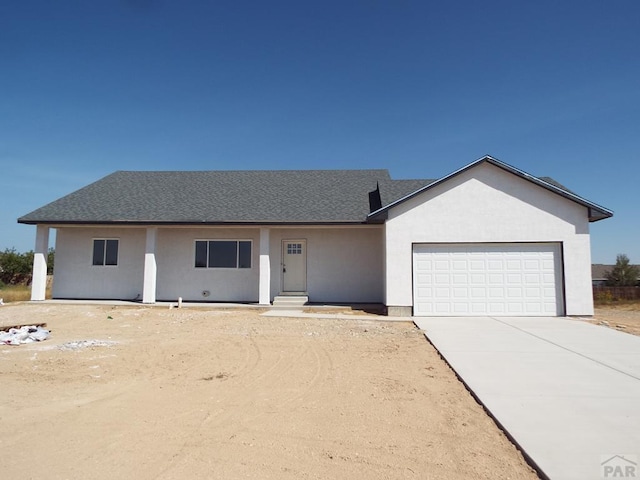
[0,303,538,480]
[591,303,640,336]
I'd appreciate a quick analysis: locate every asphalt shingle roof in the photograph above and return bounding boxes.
[378,179,435,207]
[18,159,608,225]
[19,169,419,224]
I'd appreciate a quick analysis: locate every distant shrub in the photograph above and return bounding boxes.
[605,254,640,286]
[0,248,54,285]
[594,290,614,304]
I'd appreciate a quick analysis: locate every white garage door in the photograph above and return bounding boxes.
[413,243,564,316]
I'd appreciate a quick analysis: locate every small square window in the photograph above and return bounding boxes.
[287,243,302,255]
[93,239,119,266]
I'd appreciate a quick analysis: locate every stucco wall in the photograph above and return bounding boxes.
[53,225,384,303]
[384,162,594,315]
[269,227,384,303]
[155,228,260,302]
[53,227,146,300]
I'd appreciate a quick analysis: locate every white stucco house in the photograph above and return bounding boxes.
[19,156,612,316]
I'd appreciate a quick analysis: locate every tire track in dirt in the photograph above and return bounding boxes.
[152,334,335,478]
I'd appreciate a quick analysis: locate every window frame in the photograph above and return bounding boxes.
[194,239,253,269]
[92,238,120,267]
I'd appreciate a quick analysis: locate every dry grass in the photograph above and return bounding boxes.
[594,299,640,310]
[0,284,52,303]
[591,300,640,336]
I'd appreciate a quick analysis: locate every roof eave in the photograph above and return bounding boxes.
[17,219,375,226]
[367,155,614,222]
[588,208,614,223]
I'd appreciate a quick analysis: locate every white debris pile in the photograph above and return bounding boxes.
[58,340,117,351]
[0,325,50,345]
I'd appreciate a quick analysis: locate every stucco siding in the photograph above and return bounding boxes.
[385,163,594,315]
[155,228,260,302]
[52,225,383,303]
[53,227,145,300]
[269,227,384,303]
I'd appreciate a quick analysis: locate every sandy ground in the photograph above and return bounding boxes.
[590,304,640,336]
[0,303,538,480]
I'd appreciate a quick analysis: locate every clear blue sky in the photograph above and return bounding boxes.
[1,0,638,264]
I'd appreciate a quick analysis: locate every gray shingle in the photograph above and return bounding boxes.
[18,162,605,225]
[18,170,393,224]
[379,179,435,206]
[538,176,575,194]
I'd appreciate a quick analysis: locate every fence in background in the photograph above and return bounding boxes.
[593,286,640,302]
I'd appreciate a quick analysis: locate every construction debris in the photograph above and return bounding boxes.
[0,325,50,345]
[58,340,117,351]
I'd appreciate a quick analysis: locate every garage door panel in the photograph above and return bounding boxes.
[452,303,469,313]
[435,288,450,298]
[471,303,487,313]
[506,287,523,298]
[524,260,540,270]
[488,287,504,298]
[452,274,467,284]
[469,260,485,270]
[470,287,485,298]
[488,260,503,270]
[453,287,468,298]
[488,303,505,314]
[506,260,522,270]
[525,287,541,298]
[506,274,522,284]
[413,243,563,316]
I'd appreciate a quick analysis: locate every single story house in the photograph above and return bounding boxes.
[591,264,640,287]
[18,155,612,316]
[592,264,611,287]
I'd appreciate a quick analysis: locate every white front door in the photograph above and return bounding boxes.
[282,240,307,293]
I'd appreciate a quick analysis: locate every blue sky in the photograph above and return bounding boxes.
[1,0,638,263]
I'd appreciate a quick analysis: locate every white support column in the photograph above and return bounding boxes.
[142,227,157,304]
[31,225,50,301]
[258,227,271,305]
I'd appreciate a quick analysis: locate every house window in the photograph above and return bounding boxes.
[93,239,119,266]
[195,240,252,269]
[287,243,302,254]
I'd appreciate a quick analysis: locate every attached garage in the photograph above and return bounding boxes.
[412,243,564,316]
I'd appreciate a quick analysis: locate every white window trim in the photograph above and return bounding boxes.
[92,238,120,267]
[194,239,253,269]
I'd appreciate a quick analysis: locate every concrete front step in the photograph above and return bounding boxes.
[272,295,308,307]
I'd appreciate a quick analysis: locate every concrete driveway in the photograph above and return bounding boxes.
[414,316,640,480]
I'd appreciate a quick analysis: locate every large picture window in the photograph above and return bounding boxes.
[195,240,252,269]
[93,239,119,266]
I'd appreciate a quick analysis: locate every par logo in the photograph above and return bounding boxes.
[601,455,638,479]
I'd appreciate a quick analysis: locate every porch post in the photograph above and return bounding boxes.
[259,227,271,305]
[142,227,157,304]
[31,225,50,301]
